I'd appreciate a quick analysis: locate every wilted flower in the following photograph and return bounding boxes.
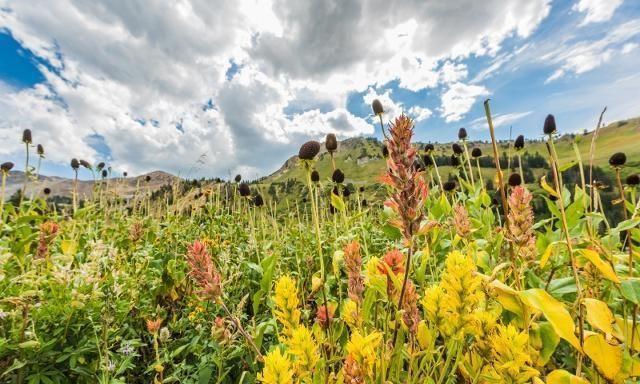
[344,242,364,303]
[159,327,171,342]
[102,170,108,178]
[298,140,320,160]
[97,162,105,171]
[453,204,471,238]
[36,221,59,259]
[145,175,151,182]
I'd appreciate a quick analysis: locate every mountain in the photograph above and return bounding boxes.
[2,170,178,200]
[264,117,640,186]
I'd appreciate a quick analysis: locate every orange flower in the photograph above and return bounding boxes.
[146,318,162,334]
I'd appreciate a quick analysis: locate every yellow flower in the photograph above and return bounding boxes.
[421,284,446,331]
[342,299,361,329]
[274,276,301,338]
[258,349,294,384]
[481,324,539,384]
[286,326,319,380]
[438,251,483,338]
[345,330,382,379]
[416,320,435,350]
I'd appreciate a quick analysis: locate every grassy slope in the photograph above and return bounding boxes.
[265,117,640,186]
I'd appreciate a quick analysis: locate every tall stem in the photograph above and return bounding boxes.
[21,143,30,204]
[615,168,634,276]
[462,140,475,188]
[483,100,509,220]
[0,172,6,220]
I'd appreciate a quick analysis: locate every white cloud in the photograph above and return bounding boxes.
[467,111,533,130]
[573,0,623,25]
[543,20,640,82]
[439,83,490,123]
[407,106,433,122]
[0,0,554,176]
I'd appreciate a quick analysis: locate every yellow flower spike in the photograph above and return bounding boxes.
[342,299,361,329]
[273,276,301,339]
[258,349,295,384]
[416,320,434,350]
[286,326,319,380]
[345,330,383,379]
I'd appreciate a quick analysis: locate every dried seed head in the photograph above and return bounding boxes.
[424,143,435,153]
[543,114,556,135]
[514,135,525,150]
[382,145,389,158]
[101,169,108,178]
[332,186,340,196]
[452,143,463,155]
[234,174,242,183]
[361,199,367,207]
[372,99,384,115]
[22,129,32,144]
[325,133,338,152]
[508,173,522,187]
[79,159,91,169]
[97,162,105,171]
[627,174,640,186]
[450,154,460,167]
[443,180,456,192]
[43,187,51,195]
[343,186,351,197]
[359,186,365,192]
[37,144,44,156]
[123,172,128,177]
[332,169,345,183]
[458,127,468,140]
[145,175,151,182]
[1,162,14,173]
[422,154,434,167]
[70,158,80,170]
[253,194,264,207]
[311,170,320,182]
[413,159,425,172]
[298,140,320,160]
[238,183,250,197]
[609,152,627,167]
[471,147,482,158]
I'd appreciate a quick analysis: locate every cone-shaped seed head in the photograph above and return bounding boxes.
[238,183,250,197]
[543,114,556,135]
[382,145,389,157]
[70,158,80,170]
[298,140,320,160]
[37,144,44,156]
[253,194,264,207]
[424,143,434,153]
[609,152,627,167]
[343,186,351,197]
[626,174,640,186]
[43,187,51,195]
[471,147,482,158]
[1,162,14,172]
[79,159,91,169]
[325,133,338,152]
[234,174,242,183]
[450,154,460,167]
[22,129,32,144]
[508,173,522,187]
[332,169,345,183]
[311,170,320,182]
[102,170,108,178]
[372,99,384,115]
[514,135,525,150]
[443,180,457,191]
[452,143,463,155]
[422,154,434,167]
[458,127,467,140]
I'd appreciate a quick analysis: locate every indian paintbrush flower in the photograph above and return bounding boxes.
[344,241,364,303]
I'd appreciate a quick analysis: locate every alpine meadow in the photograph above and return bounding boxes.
[1,1,640,383]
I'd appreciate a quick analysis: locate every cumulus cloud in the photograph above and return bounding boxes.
[573,0,624,25]
[439,83,490,123]
[0,0,554,177]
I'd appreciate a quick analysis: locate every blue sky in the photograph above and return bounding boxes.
[1,0,639,179]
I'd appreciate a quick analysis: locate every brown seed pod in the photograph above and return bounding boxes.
[372,99,384,115]
[543,114,556,135]
[458,127,467,140]
[238,183,250,197]
[424,143,434,153]
[627,174,640,186]
[471,148,482,158]
[43,187,51,195]
[37,144,44,156]
[508,173,522,187]
[311,170,320,182]
[609,152,626,167]
[253,194,264,207]
[70,158,80,170]
[1,162,14,172]
[79,160,92,169]
[514,135,525,150]
[325,133,338,152]
[22,129,32,144]
[332,169,345,184]
[452,143,463,155]
[298,140,320,160]
[234,174,242,183]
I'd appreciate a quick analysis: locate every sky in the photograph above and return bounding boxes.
[0,0,639,180]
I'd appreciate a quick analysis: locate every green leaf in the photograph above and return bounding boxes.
[518,289,582,352]
[330,192,345,213]
[621,278,640,305]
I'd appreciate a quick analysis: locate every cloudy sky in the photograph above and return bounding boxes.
[1,0,639,179]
